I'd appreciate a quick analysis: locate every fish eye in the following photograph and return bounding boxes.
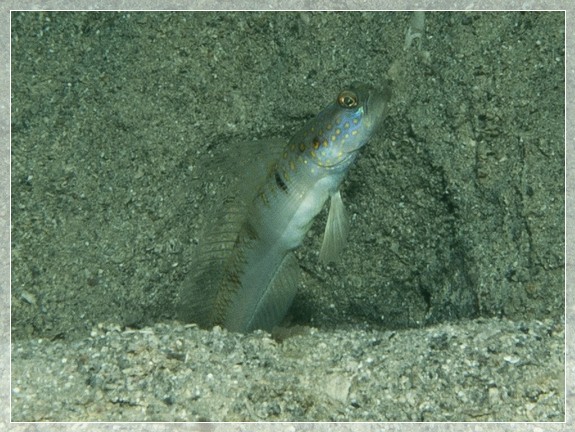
[337,90,359,108]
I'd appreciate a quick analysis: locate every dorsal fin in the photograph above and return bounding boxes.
[177,138,287,328]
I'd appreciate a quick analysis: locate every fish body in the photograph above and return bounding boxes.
[180,83,390,332]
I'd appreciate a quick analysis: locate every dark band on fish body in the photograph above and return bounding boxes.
[274,171,289,193]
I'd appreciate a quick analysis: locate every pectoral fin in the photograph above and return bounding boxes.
[319,190,349,264]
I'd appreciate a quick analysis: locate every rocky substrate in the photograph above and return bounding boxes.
[11,317,564,422]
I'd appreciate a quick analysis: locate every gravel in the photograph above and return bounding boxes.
[12,317,564,422]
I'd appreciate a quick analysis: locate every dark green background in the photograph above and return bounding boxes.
[11,11,564,341]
